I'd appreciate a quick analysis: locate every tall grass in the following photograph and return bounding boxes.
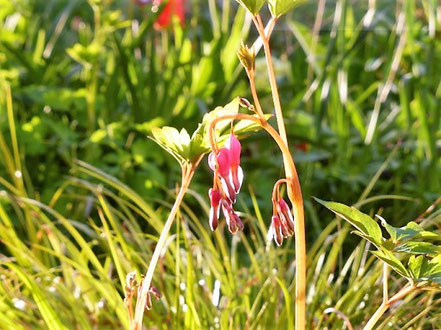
[0,0,440,328]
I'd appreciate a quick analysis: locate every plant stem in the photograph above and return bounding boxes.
[254,14,307,330]
[132,160,200,329]
[363,285,418,330]
[247,70,265,119]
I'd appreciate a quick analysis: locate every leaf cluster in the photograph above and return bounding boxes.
[316,198,441,286]
[151,98,270,167]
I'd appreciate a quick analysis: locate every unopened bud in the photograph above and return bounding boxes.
[237,42,255,72]
[239,97,255,112]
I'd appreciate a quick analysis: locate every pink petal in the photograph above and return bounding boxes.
[216,148,231,178]
[277,199,295,232]
[209,188,221,206]
[220,177,236,203]
[230,165,243,193]
[226,134,241,167]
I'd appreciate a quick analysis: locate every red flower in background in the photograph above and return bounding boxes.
[153,0,185,30]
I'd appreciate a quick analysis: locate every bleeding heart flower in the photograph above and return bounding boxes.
[222,199,244,234]
[209,147,236,203]
[209,188,221,231]
[267,181,295,246]
[267,215,283,246]
[209,148,231,178]
[226,134,243,193]
[277,199,295,236]
[207,133,244,234]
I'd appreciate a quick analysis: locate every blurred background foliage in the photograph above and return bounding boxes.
[0,0,440,328]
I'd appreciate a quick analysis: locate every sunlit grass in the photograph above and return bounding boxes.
[0,0,440,328]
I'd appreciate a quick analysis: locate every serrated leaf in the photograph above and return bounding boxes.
[379,217,441,243]
[268,0,306,17]
[236,0,266,15]
[151,98,268,166]
[420,255,441,285]
[151,127,191,164]
[395,241,441,256]
[408,255,424,279]
[371,250,409,278]
[315,198,383,247]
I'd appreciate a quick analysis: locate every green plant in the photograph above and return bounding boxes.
[1,0,441,329]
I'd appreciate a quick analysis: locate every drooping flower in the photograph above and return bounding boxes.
[207,133,244,234]
[226,134,243,193]
[152,0,185,30]
[267,179,295,246]
[145,285,162,310]
[277,199,295,237]
[209,148,236,202]
[268,215,283,246]
[222,199,244,234]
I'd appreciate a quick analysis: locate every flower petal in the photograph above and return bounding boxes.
[271,215,283,246]
[230,165,243,193]
[217,148,231,178]
[221,200,243,234]
[209,189,221,231]
[220,177,236,203]
[277,199,295,232]
[226,134,241,167]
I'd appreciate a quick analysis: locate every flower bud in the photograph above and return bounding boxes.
[237,42,255,72]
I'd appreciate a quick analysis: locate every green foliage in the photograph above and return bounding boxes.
[1,0,441,328]
[317,199,441,288]
[314,198,383,247]
[236,0,267,15]
[151,98,270,166]
[268,0,306,17]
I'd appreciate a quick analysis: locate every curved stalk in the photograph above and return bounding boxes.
[132,159,201,329]
[253,14,307,329]
[363,285,418,330]
[209,114,305,329]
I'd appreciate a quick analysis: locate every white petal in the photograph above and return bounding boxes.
[266,225,274,242]
[237,166,244,192]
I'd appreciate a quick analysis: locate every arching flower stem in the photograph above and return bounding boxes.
[253,13,306,329]
[133,156,203,330]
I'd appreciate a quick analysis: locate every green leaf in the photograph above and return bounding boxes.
[151,98,269,166]
[408,255,424,279]
[236,0,266,15]
[379,217,441,243]
[420,255,441,285]
[151,126,192,165]
[371,250,409,278]
[314,198,383,247]
[268,0,306,17]
[395,241,441,256]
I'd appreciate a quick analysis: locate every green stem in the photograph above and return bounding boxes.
[363,285,418,330]
[132,160,200,329]
[254,14,306,330]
